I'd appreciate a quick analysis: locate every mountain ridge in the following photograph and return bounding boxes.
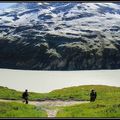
[0,2,120,70]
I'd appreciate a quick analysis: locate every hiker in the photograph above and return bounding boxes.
[22,89,29,104]
[90,89,97,102]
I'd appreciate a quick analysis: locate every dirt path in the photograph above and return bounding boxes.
[32,100,89,117]
[0,99,89,117]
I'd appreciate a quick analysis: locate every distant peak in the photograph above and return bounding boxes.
[9,2,40,9]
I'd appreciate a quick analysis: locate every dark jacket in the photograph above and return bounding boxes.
[90,90,97,101]
[22,91,29,99]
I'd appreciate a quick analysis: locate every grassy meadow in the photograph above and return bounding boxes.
[55,85,120,118]
[0,85,120,117]
[57,100,120,118]
[0,101,47,118]
[1,85,120,101]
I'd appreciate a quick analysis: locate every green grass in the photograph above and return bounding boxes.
[56,100,120,118]
[0,86,47,100]
[47,85,120,101]
[0,86,22,100]
[0,101,47,118]
[1,85,119,101]
[55,85,120,118]
[0,85,120,117]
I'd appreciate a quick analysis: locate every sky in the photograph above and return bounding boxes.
[0,69,120,93]
[0,3,16,9]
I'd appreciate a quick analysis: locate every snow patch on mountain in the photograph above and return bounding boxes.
[0,2,120,70]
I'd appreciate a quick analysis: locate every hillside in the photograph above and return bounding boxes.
[0,101,47,117]
[57,100,120,117]
[0,2,120,70]
[0,85,120,117]
[0,85,120,101]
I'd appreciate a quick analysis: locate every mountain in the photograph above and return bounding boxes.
[0,2,120,70]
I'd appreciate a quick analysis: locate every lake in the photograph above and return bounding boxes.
[0,69,120,93]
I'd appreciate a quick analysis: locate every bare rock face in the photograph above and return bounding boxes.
[0,2,120,70]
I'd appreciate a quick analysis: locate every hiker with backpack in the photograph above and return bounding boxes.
[22,89,29,104]
[90,89,97,102]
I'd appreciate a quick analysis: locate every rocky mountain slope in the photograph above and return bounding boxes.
[0,2,120,70]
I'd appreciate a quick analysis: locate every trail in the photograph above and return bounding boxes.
[0,99,89,117]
